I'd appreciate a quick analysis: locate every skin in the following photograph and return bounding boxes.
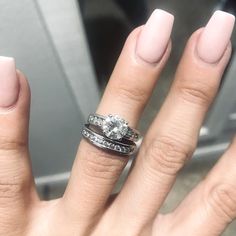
[0,25,236,236]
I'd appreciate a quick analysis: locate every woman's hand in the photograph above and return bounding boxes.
[0,9,235,236]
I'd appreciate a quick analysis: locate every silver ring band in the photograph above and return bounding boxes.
[88,114,141,142]
[82,124,136,156]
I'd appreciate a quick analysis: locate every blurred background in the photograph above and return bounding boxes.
[0,0,236,234]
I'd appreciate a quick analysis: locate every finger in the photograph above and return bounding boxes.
[156,138,236,236]
[0,57,37,235]
[104,11,235,233]
[63,9,174,223]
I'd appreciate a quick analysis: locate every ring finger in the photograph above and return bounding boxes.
[62,9,174,225]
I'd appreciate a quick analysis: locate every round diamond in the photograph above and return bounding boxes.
[89,116,94,123]
[120,146,126,153]
[97,138,103,144]
[115,145,121,151]
[97,119,102,126]
[102,115,128,140]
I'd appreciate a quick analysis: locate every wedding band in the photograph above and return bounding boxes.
[87,114,141,142]
[82,124,136,156]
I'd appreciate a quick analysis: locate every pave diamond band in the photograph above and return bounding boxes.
[88,114,141,142]
[82,124,136,156]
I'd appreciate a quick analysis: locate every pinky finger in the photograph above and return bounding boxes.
[154,137,236,236]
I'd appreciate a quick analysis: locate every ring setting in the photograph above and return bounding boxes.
[88,114,140,142]
[82,114,142,156]
[102,115,128,140]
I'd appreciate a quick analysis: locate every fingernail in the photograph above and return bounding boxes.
[136,9,174,63]
[0,57,19,108]
[197,10,235,63]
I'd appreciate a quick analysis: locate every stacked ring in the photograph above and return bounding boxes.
[82,114,142,156]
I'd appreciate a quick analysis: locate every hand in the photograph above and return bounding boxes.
[0,9,235,236]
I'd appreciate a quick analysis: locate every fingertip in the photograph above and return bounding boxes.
[197,10,235,63]
[136,9,174,63]
[0,57,19,108]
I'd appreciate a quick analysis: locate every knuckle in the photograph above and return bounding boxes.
[0,135,27,153]
[206,184,236,222]
[143,136,193,177]
[80,142,127,182]
[113,83,148,105]
[177,81,214,106]
[0,182,23,200]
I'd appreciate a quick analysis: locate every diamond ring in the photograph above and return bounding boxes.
[87,114,141,142]
[82,124,137,156]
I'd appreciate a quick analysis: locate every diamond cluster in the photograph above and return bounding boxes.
[82,129,133,154]
[89,114,139,142]
[88,115,103,127]
[126,129,139,141]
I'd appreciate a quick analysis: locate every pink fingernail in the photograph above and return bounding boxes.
[0,57,19,108]
[197,10,235,63]
[136,9,174,63]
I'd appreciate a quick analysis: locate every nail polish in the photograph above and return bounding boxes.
[0,57,19,108]
[136,9,174,63]
[197,10,235,63]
